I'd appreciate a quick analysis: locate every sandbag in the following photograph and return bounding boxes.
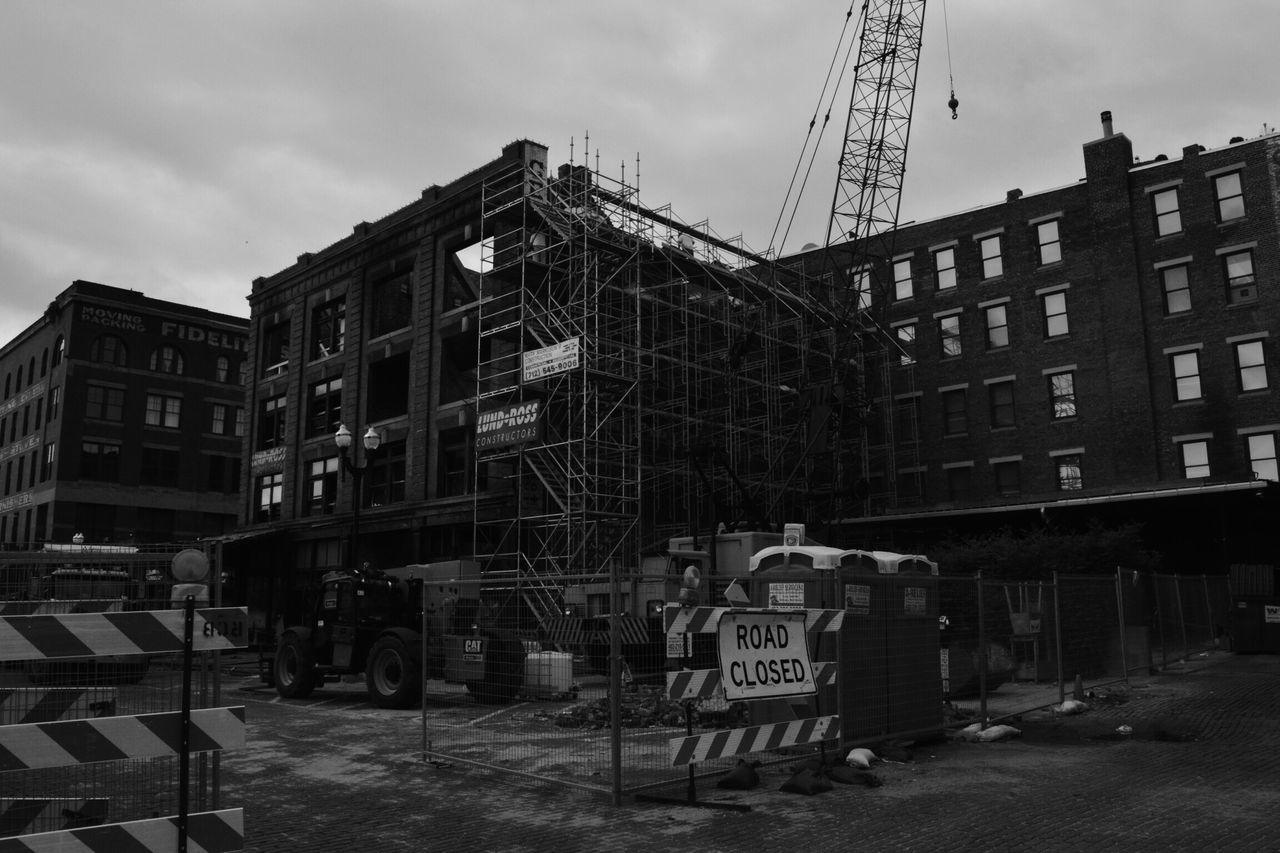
[716,759,761,790]
[779,768,832,796]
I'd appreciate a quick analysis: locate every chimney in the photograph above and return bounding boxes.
[1100,110,1114,138]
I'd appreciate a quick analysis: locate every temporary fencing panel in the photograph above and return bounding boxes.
[0,544,246,850]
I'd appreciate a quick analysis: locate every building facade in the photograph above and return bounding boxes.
[807,112,1280,568]
[0,280,247,548]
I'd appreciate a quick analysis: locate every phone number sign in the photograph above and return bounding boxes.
[716,610,815,701]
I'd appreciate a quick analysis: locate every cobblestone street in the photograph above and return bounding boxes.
[220,651,1279,852]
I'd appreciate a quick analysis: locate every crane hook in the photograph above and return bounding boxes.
[948,90,959,120]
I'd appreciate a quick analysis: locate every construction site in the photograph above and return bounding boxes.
[467,5,926,635]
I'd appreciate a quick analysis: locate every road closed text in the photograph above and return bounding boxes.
[716,611,815,701]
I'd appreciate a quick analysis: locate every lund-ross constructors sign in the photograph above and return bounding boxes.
[476,400,543,449]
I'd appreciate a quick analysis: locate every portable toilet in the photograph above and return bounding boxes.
[880,552,943,735]
[746,545,845,724]
[835,549,890,741]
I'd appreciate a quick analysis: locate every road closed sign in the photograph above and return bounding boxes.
[716,610,816,701]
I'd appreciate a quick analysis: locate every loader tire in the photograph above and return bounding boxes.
[366,634,422,709]
[274,633,317,699]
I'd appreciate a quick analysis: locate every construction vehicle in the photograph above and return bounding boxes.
[266,560,527,709]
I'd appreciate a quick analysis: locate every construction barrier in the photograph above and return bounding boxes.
[0,604,248,850]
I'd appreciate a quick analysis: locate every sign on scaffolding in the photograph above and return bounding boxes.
[522,337,580,382]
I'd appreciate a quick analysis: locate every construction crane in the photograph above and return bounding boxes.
[757,0,928,531]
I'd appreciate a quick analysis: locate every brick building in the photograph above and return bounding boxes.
[807,112,1280,569]
[0,280,247,547]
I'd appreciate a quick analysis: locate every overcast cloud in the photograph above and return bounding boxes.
[2,1,1276,346]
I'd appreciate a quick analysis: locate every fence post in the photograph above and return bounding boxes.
[975,573,987,725]
[179,595,195,853]
[609,562,623,808]
[1201,575,1215,646]
[1174,574,1189,661]
[1113,568,1129,686]
[1052,572,1064,705]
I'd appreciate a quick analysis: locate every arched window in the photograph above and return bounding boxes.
[3,373,9,399]
[215,356,230,383]
[15,365,22,390]
[41,349,48,377]
[52,336,65,367]
[91,335,129,366]
[149,345,185,375]
[27,357,35,386]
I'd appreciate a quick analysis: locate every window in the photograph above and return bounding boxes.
[1223,248,1256,304]
[211,403,243,436]
[46,386,60,422]
[979,235,1003,279]
[261,321,291,377]
[984,304,1009,349]
[439,428,475,497]
[215,356,231,383]
[1048,371,1077,419]
[235,408,247,438]
[1171,351,1202,401]
[311,298,346,360]
[304,457,340,516]
[992,459,1021,498]
[1152,186,1182,236]
[149,345,185,375]
[368,353,410,422]
[1179,440,1210,478]
[893,259,913,301]
[1043,291,1069,337]
[1235,340,1268,391]
[53,336,65,367]
[255,472,284,522]
[85,385,124,422]
[366,440,407,507]
[91,335,128,367]
[941,388,967,436]
[945,466,972,503]
[894,323,916,366]
[1161,265,1191,315]
[1055,454,1083,491]
[307,377,344,438]
[842,267,870,312]
[371,272,413,337]
[934,247,956,290]
[939,315,962,358]
[1214,172,1245,222]
[41,443,55,482]
[140,447,180,486]
[989,380,1016,428]
[144,394,182,429]
[259,394,287,450]
[1036,219,1062,265]
[1246,433,1278,482]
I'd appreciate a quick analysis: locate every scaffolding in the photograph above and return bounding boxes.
[473,159,876,629]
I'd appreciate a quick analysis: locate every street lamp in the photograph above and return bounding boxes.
[335,423,382,571]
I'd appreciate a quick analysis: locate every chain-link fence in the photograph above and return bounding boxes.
[416,565,1234,802]
[0,544,238,842]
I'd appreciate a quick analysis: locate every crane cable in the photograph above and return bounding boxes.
[944,0,959,118]
[768,2,862,258]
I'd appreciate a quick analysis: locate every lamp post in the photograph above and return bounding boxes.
[334,423,382,571]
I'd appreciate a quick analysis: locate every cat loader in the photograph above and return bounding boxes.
[265,559,525,709]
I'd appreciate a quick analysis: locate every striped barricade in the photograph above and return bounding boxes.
[0,688,117,725]
[0,606,248,851]
[0,607,249,662]
[664,604,844,767]
[0,706,246,772]
[0,798,108,838]
[0,808,243,853]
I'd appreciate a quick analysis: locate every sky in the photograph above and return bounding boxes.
[2,1,1277,347]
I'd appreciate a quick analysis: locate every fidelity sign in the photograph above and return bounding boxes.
[476,400,543,449]
[716,610,816,701]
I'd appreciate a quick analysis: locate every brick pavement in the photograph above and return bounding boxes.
[219,651,1280,852]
